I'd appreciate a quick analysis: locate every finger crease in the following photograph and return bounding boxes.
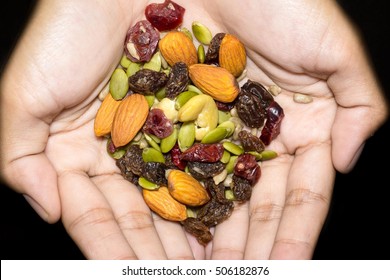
[285,188,329,207]
[250,202,283,223]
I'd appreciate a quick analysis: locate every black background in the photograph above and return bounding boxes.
[1,0,389,260]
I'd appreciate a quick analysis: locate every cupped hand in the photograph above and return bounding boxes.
[1,0,387,260]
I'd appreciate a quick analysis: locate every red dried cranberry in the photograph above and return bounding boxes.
[171,143,187,170]
[260,101,284,145]
[234,154,261,185]
[143,108,173,138]
[180,143,224,163]
[145,0,185,32]
[124,20,160,62]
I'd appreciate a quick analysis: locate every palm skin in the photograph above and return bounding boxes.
[0,0,387,260]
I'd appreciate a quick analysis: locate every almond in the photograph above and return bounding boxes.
[143,186,187,221]
[94,93,122,137]
[188,64,239,103]
[219,34,246,77]
[168,170,210,207]
[159,31,198,66]
[111,93,148,147]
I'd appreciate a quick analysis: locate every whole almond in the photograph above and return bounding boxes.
[219,34,246,77]
[168,170,210,207]
[94,93,122,137]
[159,31,198,66]
[188,64,239,103]
[143,186,187,221]
[111,93,149,147]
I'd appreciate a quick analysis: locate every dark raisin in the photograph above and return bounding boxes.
[187,161,226,180]
[145,0,185,32]
[260,101,285,145]
[238,130,265,153]
[180,143,224,163]
[116,158,139,186]
[205,33,226,64]
[235,90,267,128]
[231,175,252,202]
[128,69,168,94]
[118,145,145,177]
[204,179,229,204]
[124,20,160,62]
[197,197,234,227]
[143,108,173,138]
[181,218,212,246]
[143,162,168,185]
[234,153,261,185]
[241,80,274,109]
[165,62,189,99]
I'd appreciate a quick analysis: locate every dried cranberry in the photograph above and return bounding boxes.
[170,143,187,170]
[234,154,261,185]
[145,0,185,32]
[260,101,284,145]
[180,143,224,163]
[143,108,173,138]
[124,20,160,62]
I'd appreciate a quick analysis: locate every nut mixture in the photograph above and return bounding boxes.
[94,0,285,246]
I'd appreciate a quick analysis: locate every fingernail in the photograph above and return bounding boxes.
[23,194,49,222]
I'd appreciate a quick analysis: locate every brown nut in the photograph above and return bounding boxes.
[188,64,239,103]
[219,34,246,77]
[143,186,187,221]
[168,170,210,207]
[159,31,198,67]
[94,93,122,137]
[111,94,149,147]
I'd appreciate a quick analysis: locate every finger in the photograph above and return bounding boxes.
[270,143,334,259]
[59,171,135,260]
[210,201,249,260]
[327,38,388,172]
[184,231,207,260]
[2,154,61,223]
[244,155,292,259]
[153,213,195,260]
[93,174,168,259]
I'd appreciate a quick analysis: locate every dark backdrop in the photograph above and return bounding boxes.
[1,0,389,260]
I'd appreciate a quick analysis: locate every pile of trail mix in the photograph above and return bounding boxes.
[94,0,284,245]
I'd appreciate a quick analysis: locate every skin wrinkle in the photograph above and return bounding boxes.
[249,202,284,223]
[116,210,156,232]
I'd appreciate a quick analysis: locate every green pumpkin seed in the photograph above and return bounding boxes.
[144,95,155,108]
[142,147,165,163]
[223,141,244,155]
[260,150,278,160]
[126,62,141,77]
[143,52,162,72]
[225,189,235,200]
[247,151,263,160]
[201,127,229,144]
[187,84,203,95]
[160,127,178,153]
[218,120,235,137]
[226,155,238,174]
[180,27,193,41]
[218,110,231,124]
[178,121,195,152]
[138,177,160,190]
[192,21,213,45]
[120,54,132,69]
[155,87,166,101]
[144,134,161,151]
[109,68,129,100]
[220,150,231,164]
[197,44,205,63]
[175,91,199,110]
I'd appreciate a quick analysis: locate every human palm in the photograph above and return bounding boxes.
[1,0,386,260]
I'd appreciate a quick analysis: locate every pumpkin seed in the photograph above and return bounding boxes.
[142,147,165,163]
[201,127,229,144]
[138,177,160,190]
[109,68,129,100]
[192,21,212,45]
[223,141,244,155]
[160,126,178,153]
[178,121,195,152]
